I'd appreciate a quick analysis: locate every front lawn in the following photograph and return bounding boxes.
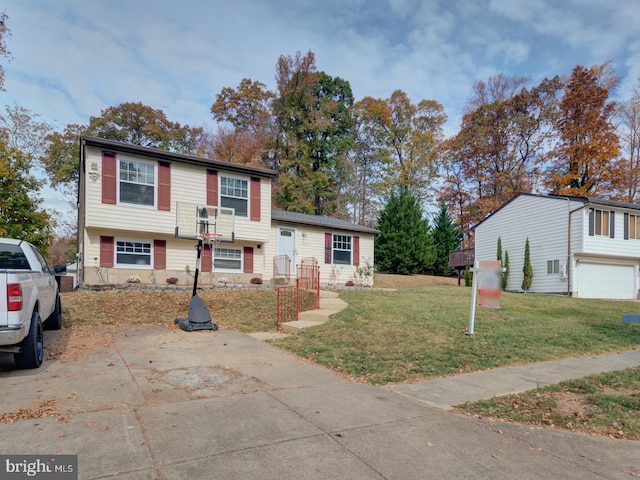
[272,285,640,384]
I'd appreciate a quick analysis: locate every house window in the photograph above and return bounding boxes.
[333,234,352,265]
[629,214,640,239]
[547,260,560,274]
[594,209,609,236]
[220,176,248,217]
[214,247,242,271]
[119,159,155,206]
[116,240,152,267]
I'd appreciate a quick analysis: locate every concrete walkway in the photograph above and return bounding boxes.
[280,289,348,333]
[387,349,640,410]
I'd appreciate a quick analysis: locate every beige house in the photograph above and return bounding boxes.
[78,137,378,287]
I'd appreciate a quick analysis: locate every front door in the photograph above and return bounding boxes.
[277,227,296,277]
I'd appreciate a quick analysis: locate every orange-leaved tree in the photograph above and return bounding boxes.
[546,63,620,196]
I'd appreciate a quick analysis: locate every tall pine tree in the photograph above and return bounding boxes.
[432,200,463,276]
[375,188,435,274]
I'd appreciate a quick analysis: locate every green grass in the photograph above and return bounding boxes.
[272,285,640,384]
[456,367,640,440]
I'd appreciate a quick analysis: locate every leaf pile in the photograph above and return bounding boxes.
[0,399,60,424]
[61,288,277,333]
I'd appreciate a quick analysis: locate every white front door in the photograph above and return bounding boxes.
[277,227,296,276]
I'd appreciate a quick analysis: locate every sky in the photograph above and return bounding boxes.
[3,0,640,218]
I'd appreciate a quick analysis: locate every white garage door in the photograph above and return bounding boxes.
[578,263,636,299]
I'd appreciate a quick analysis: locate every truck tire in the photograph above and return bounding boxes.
[45,294,62,330]
[14,311,44,369]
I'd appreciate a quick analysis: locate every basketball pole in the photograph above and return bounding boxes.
[192,238,203,297]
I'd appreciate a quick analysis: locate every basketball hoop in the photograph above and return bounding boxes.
[202,232,223,251]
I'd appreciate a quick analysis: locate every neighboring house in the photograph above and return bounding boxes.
[474,193,640,299]
[77,136,378,287]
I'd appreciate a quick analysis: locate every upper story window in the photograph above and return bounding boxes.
[333,234,352,265]
[628,214,640,239]
[220,176,248,217]
[593,209,609,237]
[119,159,155,207]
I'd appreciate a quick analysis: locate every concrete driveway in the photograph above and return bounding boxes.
[0,326,637,479]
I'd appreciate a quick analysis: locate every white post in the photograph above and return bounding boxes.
[467,261,479,336]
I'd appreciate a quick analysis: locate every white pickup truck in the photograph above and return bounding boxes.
[0,238,62,368]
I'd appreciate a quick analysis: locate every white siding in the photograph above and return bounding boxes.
[265,222,375,285]
[82,145,271,284]
[475,195,583,294]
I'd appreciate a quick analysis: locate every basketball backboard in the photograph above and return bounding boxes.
[175,202,235,243]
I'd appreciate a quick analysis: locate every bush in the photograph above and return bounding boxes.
[127,275,141,283]
[250,277,263,285]
[345,280,355,287]
[166,277,179,285]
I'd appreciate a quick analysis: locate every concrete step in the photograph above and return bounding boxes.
[298,309,339,323]
[281,320,326,334]
[320,297,348,310]
[320,289,340,298]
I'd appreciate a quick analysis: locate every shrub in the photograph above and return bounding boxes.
[250,277,263,285]
[345,280,355,287]
[127,275,141,283]
[166,277,179,285]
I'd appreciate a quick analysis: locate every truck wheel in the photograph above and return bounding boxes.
[44,294,62,330]
[14,311,44,369]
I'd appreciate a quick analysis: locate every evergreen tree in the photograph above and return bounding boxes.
[497,236,503,262]
[432,200,463,276]
[464,265,472,287]
[522,238,533,292]
[375,188,435,274]
[502,250,509,290]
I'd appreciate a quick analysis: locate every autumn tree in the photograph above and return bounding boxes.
[0,140,53,250]
[0,10,11,91]
[339,97,389,225]
[440,75,561,229]
[272,51,354,215]
[546,63,620,195]
[355,90,445,202]
[210,78,275,167]
[611,77,640,202]
[41,102,204,197]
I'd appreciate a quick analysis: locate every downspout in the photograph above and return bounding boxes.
[77,138,86,286]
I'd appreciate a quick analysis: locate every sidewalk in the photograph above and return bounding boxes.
[386,349,640,410]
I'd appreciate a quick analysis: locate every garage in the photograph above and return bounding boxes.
[577,262,637,299]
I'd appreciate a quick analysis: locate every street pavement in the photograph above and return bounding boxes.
[0,326,638,479]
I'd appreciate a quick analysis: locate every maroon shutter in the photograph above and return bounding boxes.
[202,244,212,272]
[102,152,117,204]
[100,236,114,267]
[243,247,254,273]
[207,170,218,206]
[250,177,261,221]
[154,240,166,269]
[324,233,332,264]
[158,162,171,211]
[353,236,360,266]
